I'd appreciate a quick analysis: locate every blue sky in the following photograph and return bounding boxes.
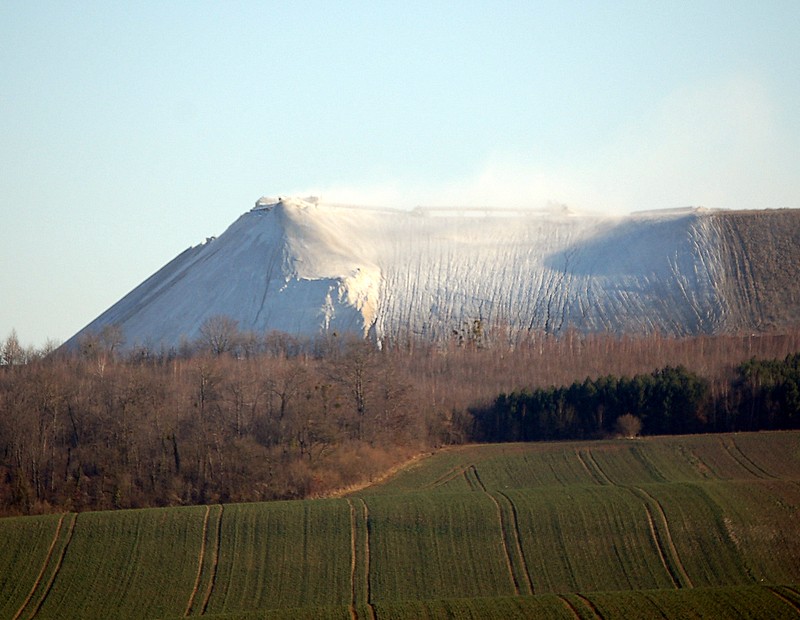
[2,1,799,347]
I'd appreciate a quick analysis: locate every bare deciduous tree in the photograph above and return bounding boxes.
[615,413,642,438]
[1,330,24,367]
[199,315,240,356]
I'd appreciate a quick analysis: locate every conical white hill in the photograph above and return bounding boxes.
[69,197,740,350]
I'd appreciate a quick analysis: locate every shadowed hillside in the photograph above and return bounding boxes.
[713,209,800,331]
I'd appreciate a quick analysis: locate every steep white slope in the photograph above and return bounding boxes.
[69,197,729,350]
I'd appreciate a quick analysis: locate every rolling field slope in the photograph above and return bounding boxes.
[0,431,798,618]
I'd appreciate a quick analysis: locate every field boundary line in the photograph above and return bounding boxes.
[731,438,776,479]
[767,585,800,615]
[325,451,432,497]
[25,512,77,620]
[496,491,535,595]
[185,505,211,616]
[199,504,223,615]
[631,487,693,588]
[12,513,66,620]
[355,498,376,620]
[346,499,358,620]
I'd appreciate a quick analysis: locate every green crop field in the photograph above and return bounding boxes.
[1,431,799,619]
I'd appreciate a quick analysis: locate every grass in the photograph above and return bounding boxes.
[510,485,678,592]
[583,584,800,619]
[0,513,65,620]
[366,492,517,601]
[157,587,800,620]
[204,499,352,614]
[0,430,798,618]
[32,506,205,620]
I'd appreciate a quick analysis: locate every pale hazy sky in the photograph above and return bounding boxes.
[2,1,799,347]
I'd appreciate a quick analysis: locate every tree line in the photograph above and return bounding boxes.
[0,336,462,515]
[473,355,800,443]
[2,322,800,515]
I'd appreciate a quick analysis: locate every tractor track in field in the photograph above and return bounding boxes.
[721,437,770,479]
[557,595,583,619]
[466,464,486,492]
[766,585,800,615]
[12,513,66,620]
[199,505,223,615]
[427,466,468,489]
[575,447,693,590]
[580,449,614,485]
[355,498,376,620]
[574,593,604,619]
[185,506,212,616]
[496,491,535,595]
[630,487,693,589]
[24,512,77,620]
[468,465,534,597]
[575,448,600,484]
[347,498,376,620]
[640,501,680,589]
[476,488,519,593]
[346,499,358,620]
[730,438,776,479]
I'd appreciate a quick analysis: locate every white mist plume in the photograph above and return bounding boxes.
[298,74,791,214]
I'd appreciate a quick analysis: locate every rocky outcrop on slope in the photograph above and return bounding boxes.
[66,199,800,350]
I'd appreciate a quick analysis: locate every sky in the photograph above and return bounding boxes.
[2,1,799,348]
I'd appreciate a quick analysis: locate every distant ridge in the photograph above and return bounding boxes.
[66,198,800,350]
